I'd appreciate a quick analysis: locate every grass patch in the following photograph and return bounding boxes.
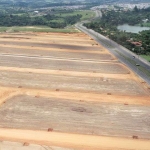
[137,23,150,27]
[140,55,150,62]
[142,22,150,27]
[50,19,64,23]
[0,26,79,33]
[56,10,95,21]
[0,27,8,32]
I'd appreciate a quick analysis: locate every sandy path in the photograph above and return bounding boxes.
[0,129,149,150]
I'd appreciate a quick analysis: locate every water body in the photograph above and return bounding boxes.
[117,24,150,33]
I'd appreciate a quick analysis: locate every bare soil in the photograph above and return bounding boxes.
[0,56,127,74]
[0,41,101,51]
[0,47,113,61]
[0,32,149,150]
[0,95,150,139]
[0,70,147,95]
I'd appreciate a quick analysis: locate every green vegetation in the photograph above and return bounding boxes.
[0,0,95,33]
[141,22,150,27]
[55,10,95,21]
[0,26,79,33]
[94,6,150,27]
[84,7,150,61]
[140,55,150,62]
[0,13,82,28]
[0,8,94,29]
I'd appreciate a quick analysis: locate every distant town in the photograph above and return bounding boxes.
[91,2,150,10]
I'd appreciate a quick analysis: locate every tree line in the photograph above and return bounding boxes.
[0,13,82,28]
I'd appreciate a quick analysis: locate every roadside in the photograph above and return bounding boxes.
[75,10,150,85]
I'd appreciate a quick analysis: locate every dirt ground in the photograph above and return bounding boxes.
[0,70,148,95]
[0,47,113,61]
[0,32,149,150]
[0,56,127,74]
[0,129,150,150]
[0,141,75,150]
[0,95,150,139]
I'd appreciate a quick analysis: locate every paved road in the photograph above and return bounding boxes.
[75,23,150,85]
[94,10,102,18]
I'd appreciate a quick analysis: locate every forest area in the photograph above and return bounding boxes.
[0,0,95,28]
[0,12,82,28]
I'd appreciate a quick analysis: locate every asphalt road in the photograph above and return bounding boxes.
[75,23,150,85]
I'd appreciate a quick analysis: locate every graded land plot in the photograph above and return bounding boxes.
[0,34,89,39]
[0,32,150,150]
[0,41,101,51]
[0,44,105,54]
[0,71,147,96]
[0,95,150,139]
[0,56,127,74]
[0,32,92,39]
[0,36,98,45]
[0,47,114,61]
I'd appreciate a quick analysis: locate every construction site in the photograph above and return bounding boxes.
[0,32,149,150]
